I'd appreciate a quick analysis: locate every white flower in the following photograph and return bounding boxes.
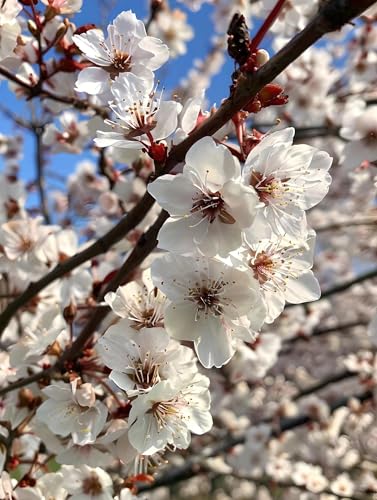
[97,324,197,397]
[42,111,90,154]
[0,0,21,25]
[151,254,266,368]
[292,462,328,493]
[235,227,320,322]
[73,10,169,95]
[61,465,113,500]
[306,470,329,494]
[340,100,377,168]
[9,307,65,368]
[128,373,212,455]
[38,229,93,307]
[104,269,166,329]
[41,0,82,14]
[0,21,20,61]
[226,334,281,382]
[265,455,292,482]
[330,473,355,497]
[0,472,15,500]
[242,128,332,238]
[148,137,259,256]
[36,380,108,446]
[0,217,58,278]
[95,73,181,152]
[17,472,67,500]
[149,9,194,58]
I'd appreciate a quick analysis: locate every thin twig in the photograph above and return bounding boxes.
[0,65,108,119]
[315,217,377,233]
[34,125,51,224]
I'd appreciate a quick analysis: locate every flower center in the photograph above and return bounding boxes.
[151,400,179,430]
[366,130,377,144]
[82,473,103,496]
[249,251,275,285]
[124,100,158,139]
[56,122,79,145]
[191,191,235,224]
[249,171,283,205]
[131,359,161,389]
[188,282,225,317]
[19,236,33,253]
[109,50,132,77]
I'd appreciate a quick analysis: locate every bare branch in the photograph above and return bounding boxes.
[33,125,51,224]
[0,65,108,119]
[315,217,377,233]
[281,320,369,353]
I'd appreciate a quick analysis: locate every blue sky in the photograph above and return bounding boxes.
[0,0,239,207]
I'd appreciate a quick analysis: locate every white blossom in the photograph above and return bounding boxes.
[95,73,181,152]
[104,269,166,329]
[97,324,197,397]
[128,373,212,455]
[151,254,266,368]
[36,380,108,446]
[243,128,332,238]
[61,465,113,500]
[73,10,169,95]
[148,136,259,256]
[234,227,320,322]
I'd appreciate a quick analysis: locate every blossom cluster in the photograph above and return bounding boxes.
[0,0,376,499]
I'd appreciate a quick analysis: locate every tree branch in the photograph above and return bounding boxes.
[34,125,51,224]
[281,320,369,353]
[315,217,377,233]
[292,370,355,400]
[0,65,108,119]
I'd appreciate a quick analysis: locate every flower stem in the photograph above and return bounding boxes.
[250,0,286,52]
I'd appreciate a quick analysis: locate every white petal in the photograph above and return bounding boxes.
[194,316,234,368]
[284,272,321,304]
[147,174,198,215]
[75,67,110,95]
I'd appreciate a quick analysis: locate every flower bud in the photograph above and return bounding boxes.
[27,19,39,37]
[255,48,270,67]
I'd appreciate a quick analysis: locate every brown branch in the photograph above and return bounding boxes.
[320,268,377,300]
[57,210,168,366]
[0,0,374,336]
[34,125,51,224]
[281,320,369,353]
[292,370,355,400]
[0,65,108,119]
[315,217,377,233]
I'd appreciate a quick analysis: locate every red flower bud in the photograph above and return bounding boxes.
[148,142,167,164]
